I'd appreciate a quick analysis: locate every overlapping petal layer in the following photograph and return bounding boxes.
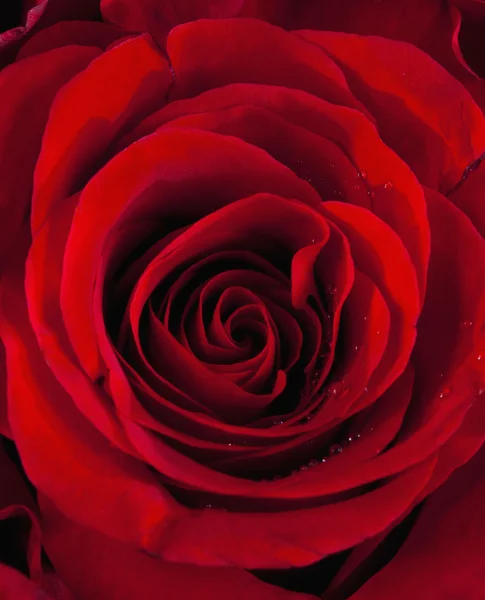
[0,15,484,597]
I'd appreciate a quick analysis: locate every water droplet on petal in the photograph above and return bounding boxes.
[463,320,473,328]
[478,352,485,362]
[329,444,343,455]
[299,464,309,471]
[363,387,369,393]
[311,238,316,244]
[320,458,327,463]
[354,345,359,351]
[203,504,213,509]
[354,183,361,191]
[327,284,337,295]
[439,387,451,398]
[358,170,368,180]
[384,181,394,191]
[368,191,375,199]
[329,163,335,169]
[227,443,233,447]
[272,419,284,426]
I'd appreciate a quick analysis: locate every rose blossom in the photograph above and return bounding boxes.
[0,9,484,600]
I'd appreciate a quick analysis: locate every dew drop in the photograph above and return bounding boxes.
[320,458,327,463]
[203,504,213,509]
[327,284,337,295]
[227,443,233,447]
[368,191,376,199]
[329,163,335,169]
[463,320,473,328]
[439,387,451,399]
[354,184,361,191]
[478,352,485,362]
[272,419,284,426]
[308,459,320,468]
[384,181,394,191]
[358,170,368,180]
[311,238,316,244]
[364,387,369,393]
[329,444,343,455]
[354,345,359,351]
[299,464,309,471]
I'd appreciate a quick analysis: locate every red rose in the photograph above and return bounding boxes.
[1,15,485,600]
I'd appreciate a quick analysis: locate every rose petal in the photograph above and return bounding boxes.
[31,34,174,233]
[0,45,99,261]
[17,21,125,59]
[347,442,485,599]
[0,243,180,552]
[0,0,101,67]
[166,19,369,115]
[297,30,485,192]
[41,497,315,600]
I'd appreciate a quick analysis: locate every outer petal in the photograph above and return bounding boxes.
[297,30,485,192]
[101,0,245,45]
[16,21,125,59]
[31,34,174,232]
[0,0,101,67]
[347,442,485,600]
[40,497,316,600]
[0,45,100,262]
[166,19,369,115]
[0,236,180,554]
